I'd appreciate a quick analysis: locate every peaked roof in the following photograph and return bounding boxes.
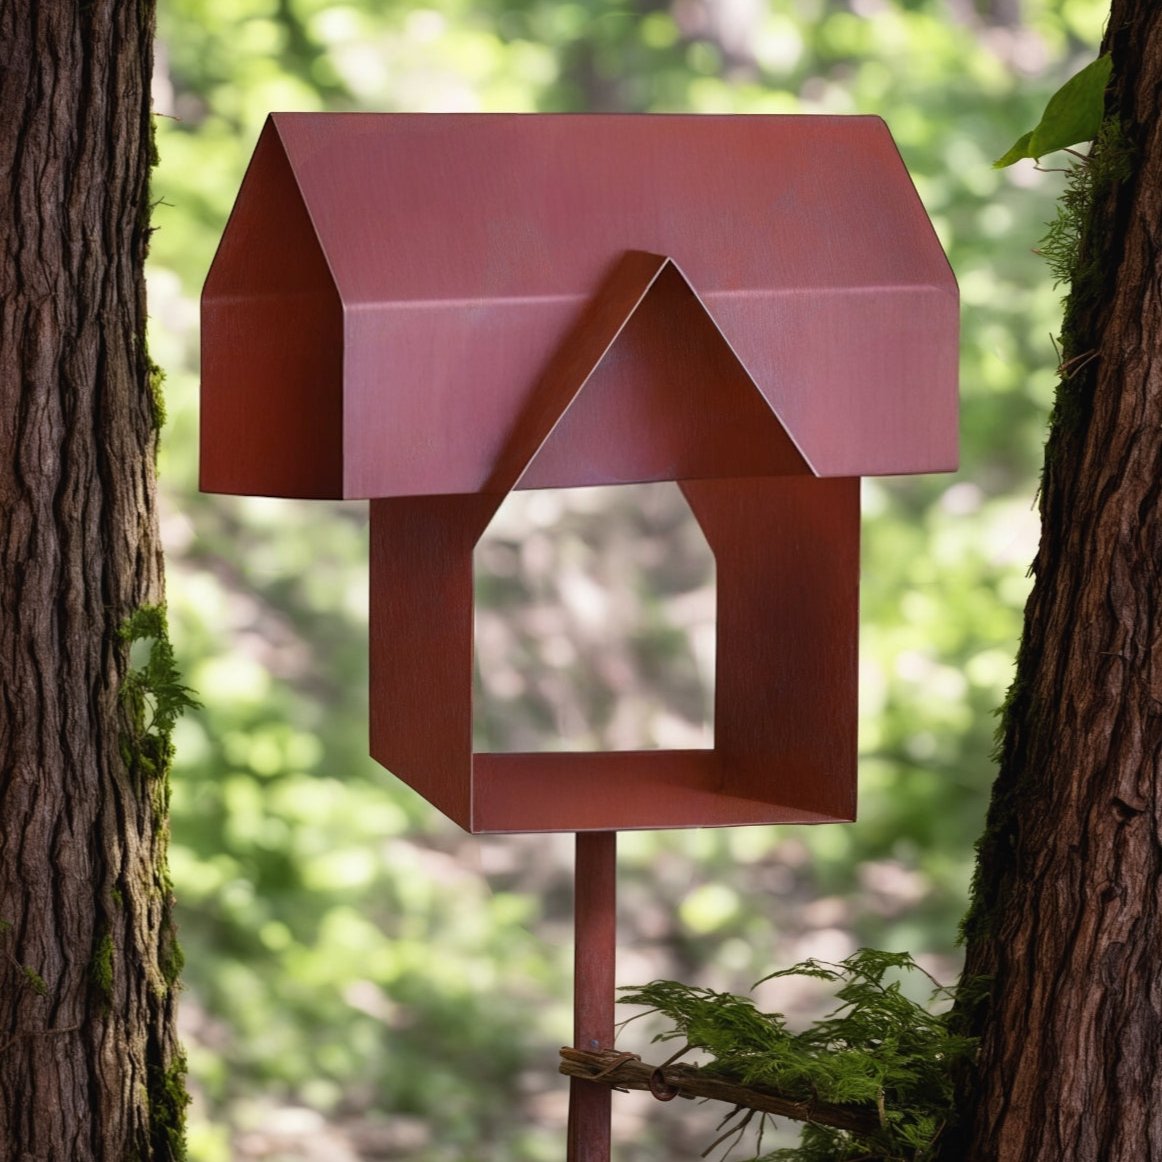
[202,113,958,500]
[491,251,810,494]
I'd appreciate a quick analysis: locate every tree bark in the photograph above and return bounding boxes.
[948,3,1162,1159]
[0,2,186,1159]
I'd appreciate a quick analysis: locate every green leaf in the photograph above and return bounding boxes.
[1030,54,1112,156]
[994,130,1034,169]
[994,54,1112,167]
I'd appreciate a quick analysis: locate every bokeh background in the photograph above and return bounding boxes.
[149,0,1104,1157]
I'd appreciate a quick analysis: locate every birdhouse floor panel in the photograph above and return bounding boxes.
[471,750,849,834]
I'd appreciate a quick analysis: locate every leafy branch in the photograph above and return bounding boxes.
[589,949,977,1161]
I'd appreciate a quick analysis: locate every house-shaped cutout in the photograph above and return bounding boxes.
[471,479,717,755]
[201,113,958,834]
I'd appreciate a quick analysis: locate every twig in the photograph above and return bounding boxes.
[701,1107,754,1159]
[559,1046,883,1136]
[1059,348,1100,378]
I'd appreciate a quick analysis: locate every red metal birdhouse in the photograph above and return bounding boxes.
[201,113,958,835]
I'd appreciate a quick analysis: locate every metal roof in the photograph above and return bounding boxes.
[201,112,958,500]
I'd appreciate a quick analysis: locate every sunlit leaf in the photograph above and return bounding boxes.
[994,54,1111,167]
[994,130,1034,169]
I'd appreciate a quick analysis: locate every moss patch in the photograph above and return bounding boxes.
[1040,119,1134,451]
[148,1052,191,1162]
[91,931,114,1002]
[147,360,168,431]
[118,604,196,1150]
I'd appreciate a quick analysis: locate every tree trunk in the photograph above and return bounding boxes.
[0,2,187,1159]
[949,3,1162,1159]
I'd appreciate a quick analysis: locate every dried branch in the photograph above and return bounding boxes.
[558,1046,883,1136]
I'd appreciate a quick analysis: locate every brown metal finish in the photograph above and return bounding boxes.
[371,479,858,834]
[367,254,858,833]
[201,114,960,1162]
[494,251,812,491]
[201,128,344,499]
[203,113,957,834]
[201,113,957,500]
[568,832,617,1162]
[682,476,860,819]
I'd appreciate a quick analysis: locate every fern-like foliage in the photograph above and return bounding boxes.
[1034,120,1130,289]
[119,604,201,776]
[619,949,976,1161]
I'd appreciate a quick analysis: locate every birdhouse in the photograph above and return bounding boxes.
[201,113,958,836]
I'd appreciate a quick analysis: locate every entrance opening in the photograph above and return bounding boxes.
[473,482,716,753]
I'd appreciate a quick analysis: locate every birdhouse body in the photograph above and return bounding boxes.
[368,474,860,833]
[201,112,958,834]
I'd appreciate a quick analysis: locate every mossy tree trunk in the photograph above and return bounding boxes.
[0,2,187,1159]
[948,3,1162,1159]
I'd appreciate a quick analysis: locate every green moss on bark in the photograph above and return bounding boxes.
[1040,120,1134,452]
[959,118,1135,959]
[147,1052,190,1161]
[117,604,196,1149]
[91,932,114,1001]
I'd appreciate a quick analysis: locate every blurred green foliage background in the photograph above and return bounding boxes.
[149,0,1105,1156]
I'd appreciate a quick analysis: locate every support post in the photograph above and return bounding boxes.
[567,831,617,1162]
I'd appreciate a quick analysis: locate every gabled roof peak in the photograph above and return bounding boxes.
[501,251,812,494]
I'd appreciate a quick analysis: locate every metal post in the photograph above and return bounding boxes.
[567,831,617,1162]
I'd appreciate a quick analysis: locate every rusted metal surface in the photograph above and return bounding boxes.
[368,474,858,834]
[366,255,859,833]
[201,112,960,1160]
[202,114,956,833]
[487,251,812,491]
[201,127,344,499]
[567,832,617,1162]
[202,113,957,500]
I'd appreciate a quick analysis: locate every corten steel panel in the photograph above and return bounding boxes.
[203,113,959,835]
[201,124,344,498]
[367,255,859,833]
[512,257,811,488]
[570,832,617,1161]
[682,475,860,820]
[201,113,958,500]
[368,492,492,827]
[371,482,859,835]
